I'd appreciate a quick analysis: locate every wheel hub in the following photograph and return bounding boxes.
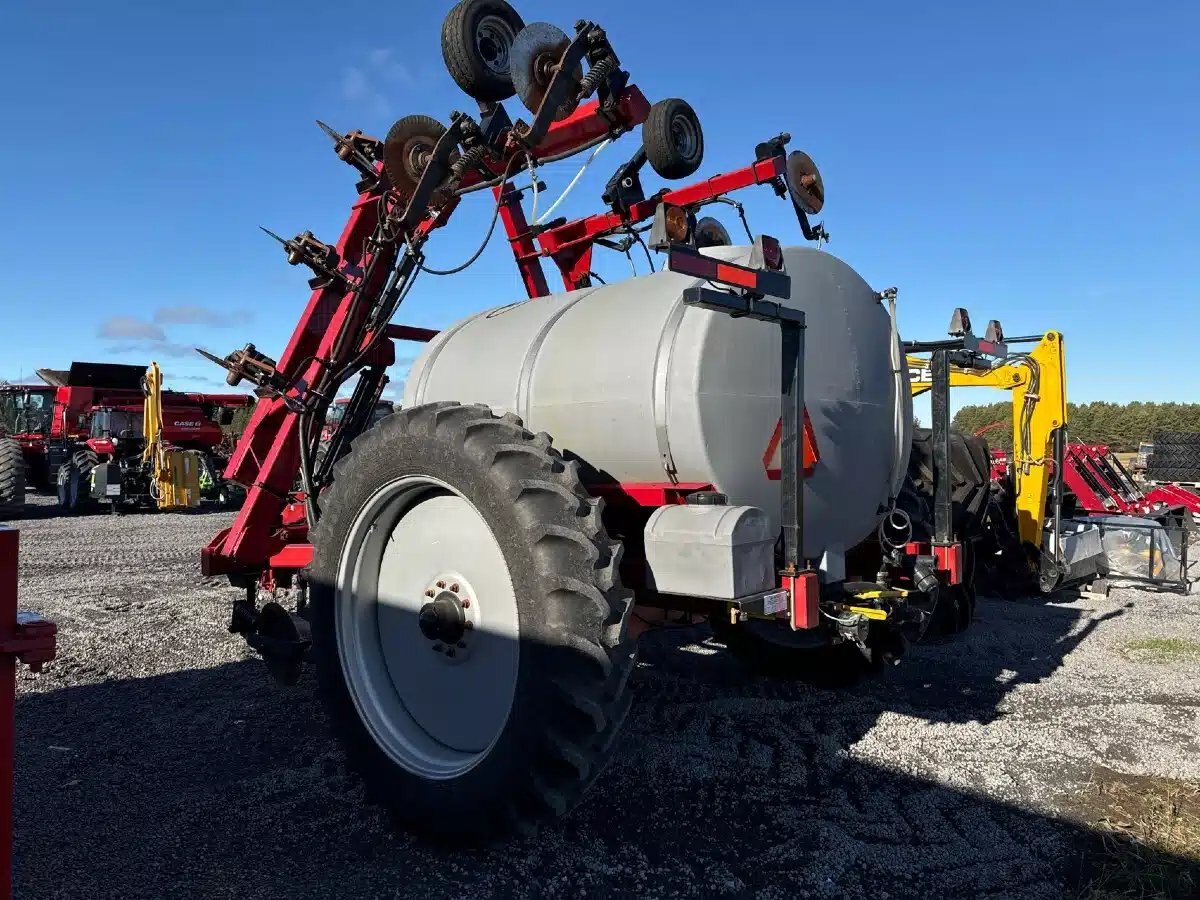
[475,15,515,75]
[419,591,467,645]
[337,481,518,778]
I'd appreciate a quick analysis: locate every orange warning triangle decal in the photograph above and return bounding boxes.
[763,408,819,481]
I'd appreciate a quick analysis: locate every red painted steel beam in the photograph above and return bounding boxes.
[536,156,786,259]
[0,528,56,900]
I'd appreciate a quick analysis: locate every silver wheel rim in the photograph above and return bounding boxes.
[670,113,700,161]
[475,15,516,76]
[336,475,519,779]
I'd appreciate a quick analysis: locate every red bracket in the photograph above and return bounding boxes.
[783,570,820,630]
[904,541,963,586]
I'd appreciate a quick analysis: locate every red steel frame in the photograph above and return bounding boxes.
[0,528,56,900]
[992,443,1200,519]
[202,81,800,582]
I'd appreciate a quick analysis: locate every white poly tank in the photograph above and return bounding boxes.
[404,246,912,561]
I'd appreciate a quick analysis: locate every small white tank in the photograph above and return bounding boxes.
[404,246,911,560]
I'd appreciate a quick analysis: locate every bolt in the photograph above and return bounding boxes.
[464,620,474,630]
[437,581,446,589]
[450,583,460,593]
[461,598,471,608]
[432,643,444,653]
[446,648,457,658]
[425,589,435,597]
[457,641,467,649]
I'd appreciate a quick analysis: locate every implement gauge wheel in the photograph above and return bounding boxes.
[441,0,526,102]
[642,98,704,180]
[309,402,635,843]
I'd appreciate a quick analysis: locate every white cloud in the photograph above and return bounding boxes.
[153,305,252,328]
[98,316,166,342]
[341,48,428,122]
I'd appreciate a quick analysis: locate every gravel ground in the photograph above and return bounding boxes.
[10,493,1200,899]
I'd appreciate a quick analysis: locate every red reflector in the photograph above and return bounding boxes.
[760,235,783,270]
[713,262,758,289]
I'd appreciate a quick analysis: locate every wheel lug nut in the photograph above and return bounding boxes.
[464,621,474,630]
[461,598,471,608]
[432,643,444,653]
[456,641,466,649]
[425,589,435,597]
[436,581,446,589]
[450,583,460,593]
[446,648,457,658]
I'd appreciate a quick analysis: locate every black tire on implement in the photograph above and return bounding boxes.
[308,402,635,843]
[0,438,25,517]
[441,0,525,102]
[642,98,705,180]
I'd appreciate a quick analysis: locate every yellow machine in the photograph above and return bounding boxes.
[909,331,1067,556]
[142,362,202,510]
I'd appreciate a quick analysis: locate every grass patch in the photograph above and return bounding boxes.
[1073,768,1200,898]
[1120,637,1200,665]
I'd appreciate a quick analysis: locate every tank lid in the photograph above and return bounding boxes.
[687,491,728,506]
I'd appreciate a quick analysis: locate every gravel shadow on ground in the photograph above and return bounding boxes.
[10,495,1198,898]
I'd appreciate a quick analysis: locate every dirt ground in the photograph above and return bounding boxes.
[9,494,1200,899]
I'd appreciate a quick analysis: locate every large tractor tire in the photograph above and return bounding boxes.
[57,447,97,512]
[905,429,992,627]
[308,402,635,843]
[907,429,993,539]
[0,438,25,518]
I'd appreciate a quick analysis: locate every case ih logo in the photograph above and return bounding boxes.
[762,409,820,480]
[172,420,205,428]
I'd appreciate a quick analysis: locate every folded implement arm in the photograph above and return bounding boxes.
[910,331,1067,554]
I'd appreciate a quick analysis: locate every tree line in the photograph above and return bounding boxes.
[950,401,1200,451]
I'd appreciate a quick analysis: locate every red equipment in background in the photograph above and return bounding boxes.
[992,443,1200,520]
[4,363,251,490]
[0,528,56,900]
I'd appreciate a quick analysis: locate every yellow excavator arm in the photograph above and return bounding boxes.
[909,331,1067,552]
[142,362,202,509]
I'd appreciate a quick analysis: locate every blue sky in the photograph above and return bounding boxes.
[1,1,1197,410]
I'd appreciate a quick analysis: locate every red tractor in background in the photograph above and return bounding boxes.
[320,397,395,445]
[0,362,252,516]
[0,384,56,512]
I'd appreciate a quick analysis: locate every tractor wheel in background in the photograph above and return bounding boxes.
[0,438,25,518]
[908,429,993,541]
[309,402,635,843]
[56,448,97,512]
[441,0,526,102]
[642,98,704,180]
